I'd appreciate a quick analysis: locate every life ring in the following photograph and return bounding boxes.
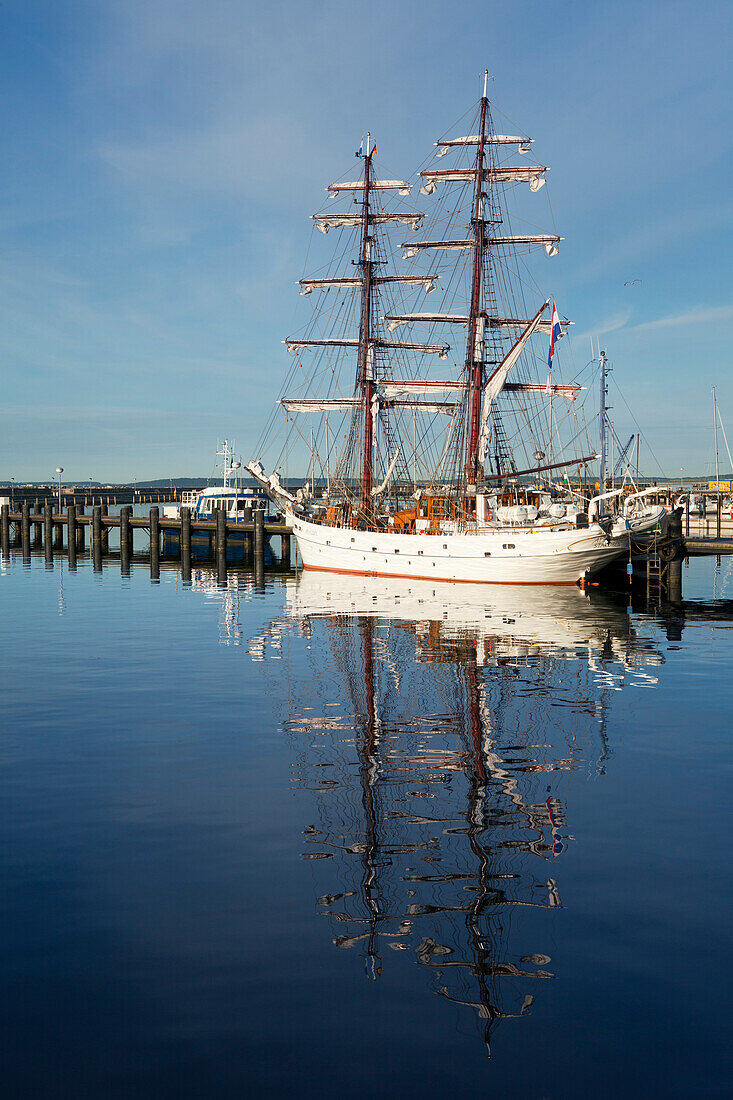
[486,508,493,521]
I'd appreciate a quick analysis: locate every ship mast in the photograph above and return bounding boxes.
[359,136,374,515]
[465,72,490,486]
[599,350,609,493]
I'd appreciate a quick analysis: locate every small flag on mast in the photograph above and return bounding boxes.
[547,300,563,368]
[356,138,377,159]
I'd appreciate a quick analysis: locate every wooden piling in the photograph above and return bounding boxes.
[120,507,130,575]
[92,505,102,571]
[1,504,9,557]
[281,532,291,568]
[216,507,227,584]
[667,557,682,605]
[21,501,30,548]
[180,506,192,583]
[44,506,53,558]
[54,509,64,549]
[121,505,133,551]
[216,507,227,549]
[254,508,265,565]
[92,505,102,548]
[150,506,160,580]
[242,528,253,565]
[180,506,191,556]
[66,505,77,567]
[100,502,109,552]
[75,504,85,551]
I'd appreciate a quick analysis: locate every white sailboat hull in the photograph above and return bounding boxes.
[287,510,632,586]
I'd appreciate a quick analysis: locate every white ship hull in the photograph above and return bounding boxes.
[288,509,632,586]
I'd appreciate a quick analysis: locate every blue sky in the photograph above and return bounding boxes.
[1,0,731,482]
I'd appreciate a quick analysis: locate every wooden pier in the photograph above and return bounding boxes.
[0,501,293,584]
[3,497,733,600]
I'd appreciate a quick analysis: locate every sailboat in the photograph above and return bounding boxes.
[248,74,663,585]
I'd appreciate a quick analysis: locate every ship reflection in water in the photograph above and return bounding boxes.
[248,574,663,1058]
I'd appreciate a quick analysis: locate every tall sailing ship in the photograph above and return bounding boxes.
[249,74,662,585]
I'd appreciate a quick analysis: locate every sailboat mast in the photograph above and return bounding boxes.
[359,137,374,514]
[713,386,720,490]
[465,73,490,485]
[599,350,608,493]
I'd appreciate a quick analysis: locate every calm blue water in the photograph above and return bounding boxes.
[1,551,732,1098]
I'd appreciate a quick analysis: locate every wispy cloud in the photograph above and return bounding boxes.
[573,308,633,345]
[628,304,733,334]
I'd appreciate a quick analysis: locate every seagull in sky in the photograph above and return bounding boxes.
[623,279,642,286]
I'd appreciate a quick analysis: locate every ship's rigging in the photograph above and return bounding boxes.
[270,73,585,518]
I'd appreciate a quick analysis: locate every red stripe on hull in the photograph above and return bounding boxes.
[302,562,580,587]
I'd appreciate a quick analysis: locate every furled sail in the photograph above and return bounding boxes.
[402,235,561,259]
[285,338,450,358]
[434,134,532,156]
[487,234,561,249]
[385,313,469,331]
[402,239,473,259]
[379,380,466,398]
[280,398,357,413]
[477,302,549,464]
[313,212,424,234]
[370,448,401,497]
[384,313,572,334]
[281,395,457,414]
[420,166,547,194]
[299,274,439,295]
[488,316,572,335]
[327,179,412,194]
[383,399,456,413]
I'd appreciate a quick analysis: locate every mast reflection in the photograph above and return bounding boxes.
[251,575,664,1056]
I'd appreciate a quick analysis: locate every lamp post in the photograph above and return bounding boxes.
[56,468,63,511]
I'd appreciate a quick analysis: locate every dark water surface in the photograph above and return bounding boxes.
[2,552,732,1098]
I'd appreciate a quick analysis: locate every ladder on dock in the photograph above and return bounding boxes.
[645,532,666,604]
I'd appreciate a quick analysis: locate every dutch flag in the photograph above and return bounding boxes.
[547,301,563,368]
